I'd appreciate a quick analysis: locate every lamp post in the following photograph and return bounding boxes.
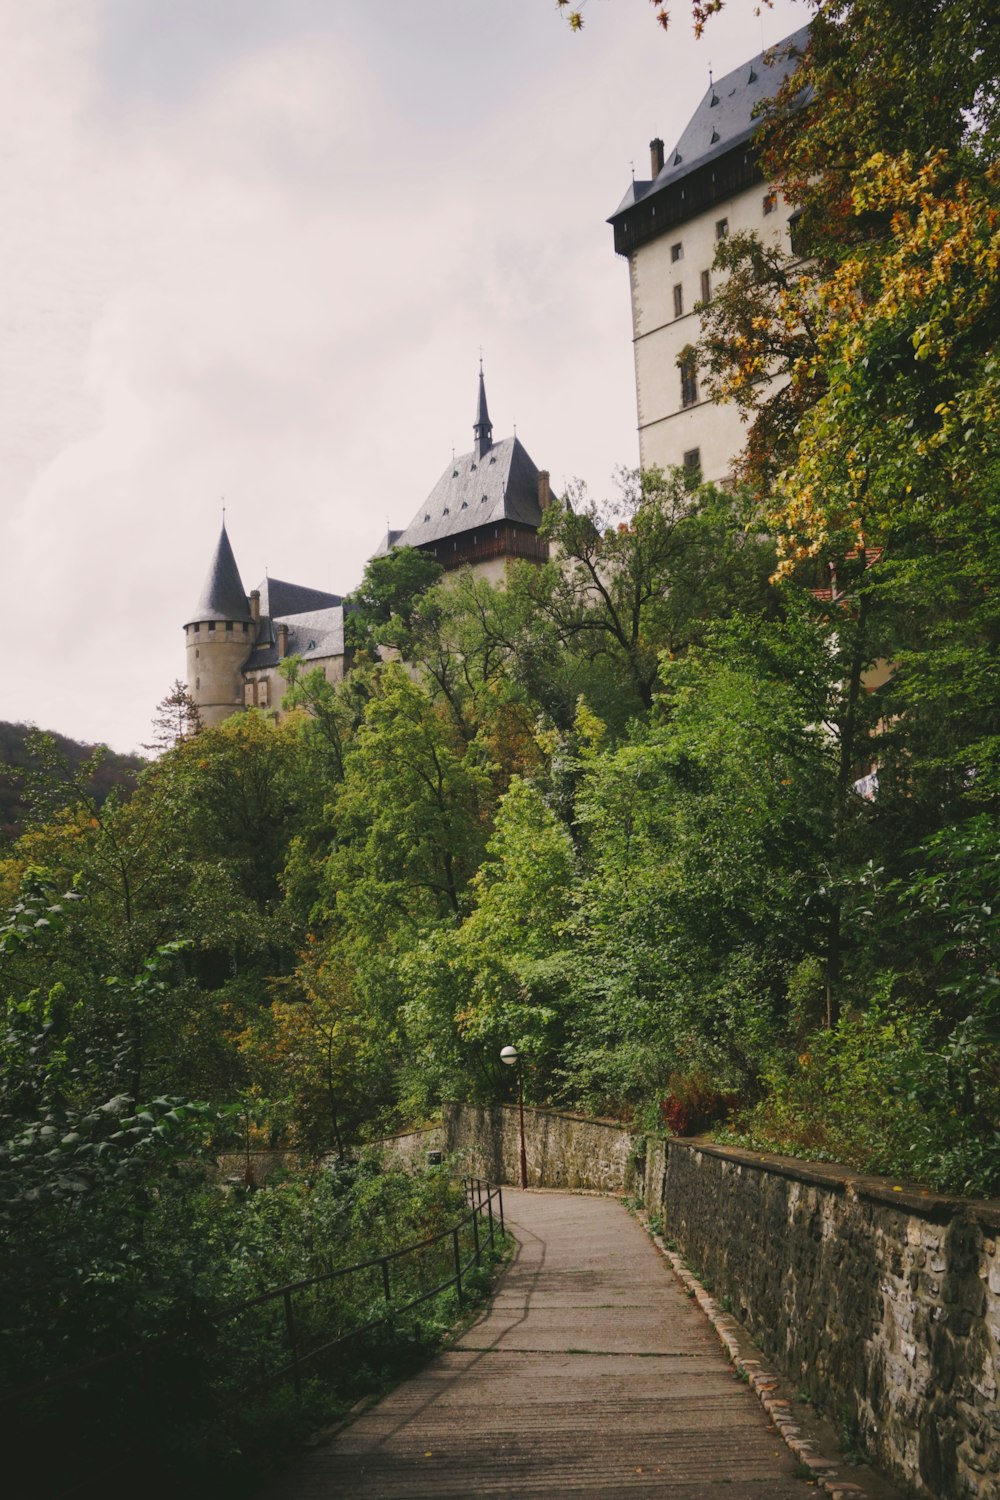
[500,1044,528,1190]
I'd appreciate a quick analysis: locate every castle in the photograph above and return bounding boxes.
[185,30,808,731]
[184,367,553,728]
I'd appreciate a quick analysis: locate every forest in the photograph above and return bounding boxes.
[1,0,998,1489]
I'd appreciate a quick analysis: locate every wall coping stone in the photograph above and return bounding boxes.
[464,1101,639,1134]
[671,1136,1000,1230]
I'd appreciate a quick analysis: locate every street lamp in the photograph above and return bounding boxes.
[500,1044,528,1190]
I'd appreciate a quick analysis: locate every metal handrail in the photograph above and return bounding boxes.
[2,1177,505,1410]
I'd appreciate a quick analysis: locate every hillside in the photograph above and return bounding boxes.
[0,721,145,843]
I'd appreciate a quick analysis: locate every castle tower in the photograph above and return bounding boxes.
[184,523,254,728]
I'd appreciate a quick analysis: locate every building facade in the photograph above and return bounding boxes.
[608,28,809,483]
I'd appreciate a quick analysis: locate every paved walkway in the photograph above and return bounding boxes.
[265,1190,817,1497]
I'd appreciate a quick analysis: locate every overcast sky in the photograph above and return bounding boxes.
[1,0,804,753]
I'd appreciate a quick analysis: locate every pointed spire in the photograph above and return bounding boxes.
[186,520,251,625]
[473,359,493,460]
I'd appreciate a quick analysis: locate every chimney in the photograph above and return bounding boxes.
[538,470,551,512]
[276,622,289,659]
[249,589,260,622]
[650,138,665,177]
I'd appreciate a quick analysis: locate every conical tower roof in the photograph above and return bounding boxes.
[185,523,251,625]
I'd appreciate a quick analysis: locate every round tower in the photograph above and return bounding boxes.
[184,523,254,728]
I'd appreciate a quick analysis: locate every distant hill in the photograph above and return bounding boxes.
[0,722,146,845]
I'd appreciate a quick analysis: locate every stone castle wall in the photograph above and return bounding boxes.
[444,1102,1000,1499]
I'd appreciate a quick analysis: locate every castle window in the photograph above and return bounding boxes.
[680,355,699,408]
[670,242,683,262]
[700,269,711,302]
[196,676,200,689]
[788,210,804,256]
[673,284,684,318]
[763,190,777,215]
[195,648,199,659]
[244,683,255,707]
[683,448,702,489]
[715,218,729,240]
[194,623,200,634]
[225,621,233,633]
[242,623,248,634]
[258,679,269,707]
[208,621,216,633]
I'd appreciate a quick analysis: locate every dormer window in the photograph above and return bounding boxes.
[470,462,477,471]
[489,455,496,464]
[443,506,450,515]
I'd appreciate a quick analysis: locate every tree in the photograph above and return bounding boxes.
[144,681,203,755]
[527,469,777,714]
[323,666,496,941]
[343,545,444,656]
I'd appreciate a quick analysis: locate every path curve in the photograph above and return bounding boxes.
[264,1189,815,1497]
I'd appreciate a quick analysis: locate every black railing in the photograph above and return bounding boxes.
[2,1178,505,1418]
[212,1177,505,1399]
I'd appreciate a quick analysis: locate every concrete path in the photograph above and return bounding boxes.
[265,1190,816,1497]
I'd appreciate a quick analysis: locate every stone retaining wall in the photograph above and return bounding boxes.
[371,1125,443,1171]
[658,1141,1000,1500]
[442,1102,1000,1499]
[443,1101,639,1195]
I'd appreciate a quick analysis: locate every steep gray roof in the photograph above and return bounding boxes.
[609,26,809,220]
[383,435,544,553]
[243,605,346,671]
[186,524,251,626]
[254,577,343,618]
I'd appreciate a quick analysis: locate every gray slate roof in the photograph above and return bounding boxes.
[186,524,251,626]
[243,605,346,670]
[609,26,809,220]
[382,435,544,553]
[254,577,343,618]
